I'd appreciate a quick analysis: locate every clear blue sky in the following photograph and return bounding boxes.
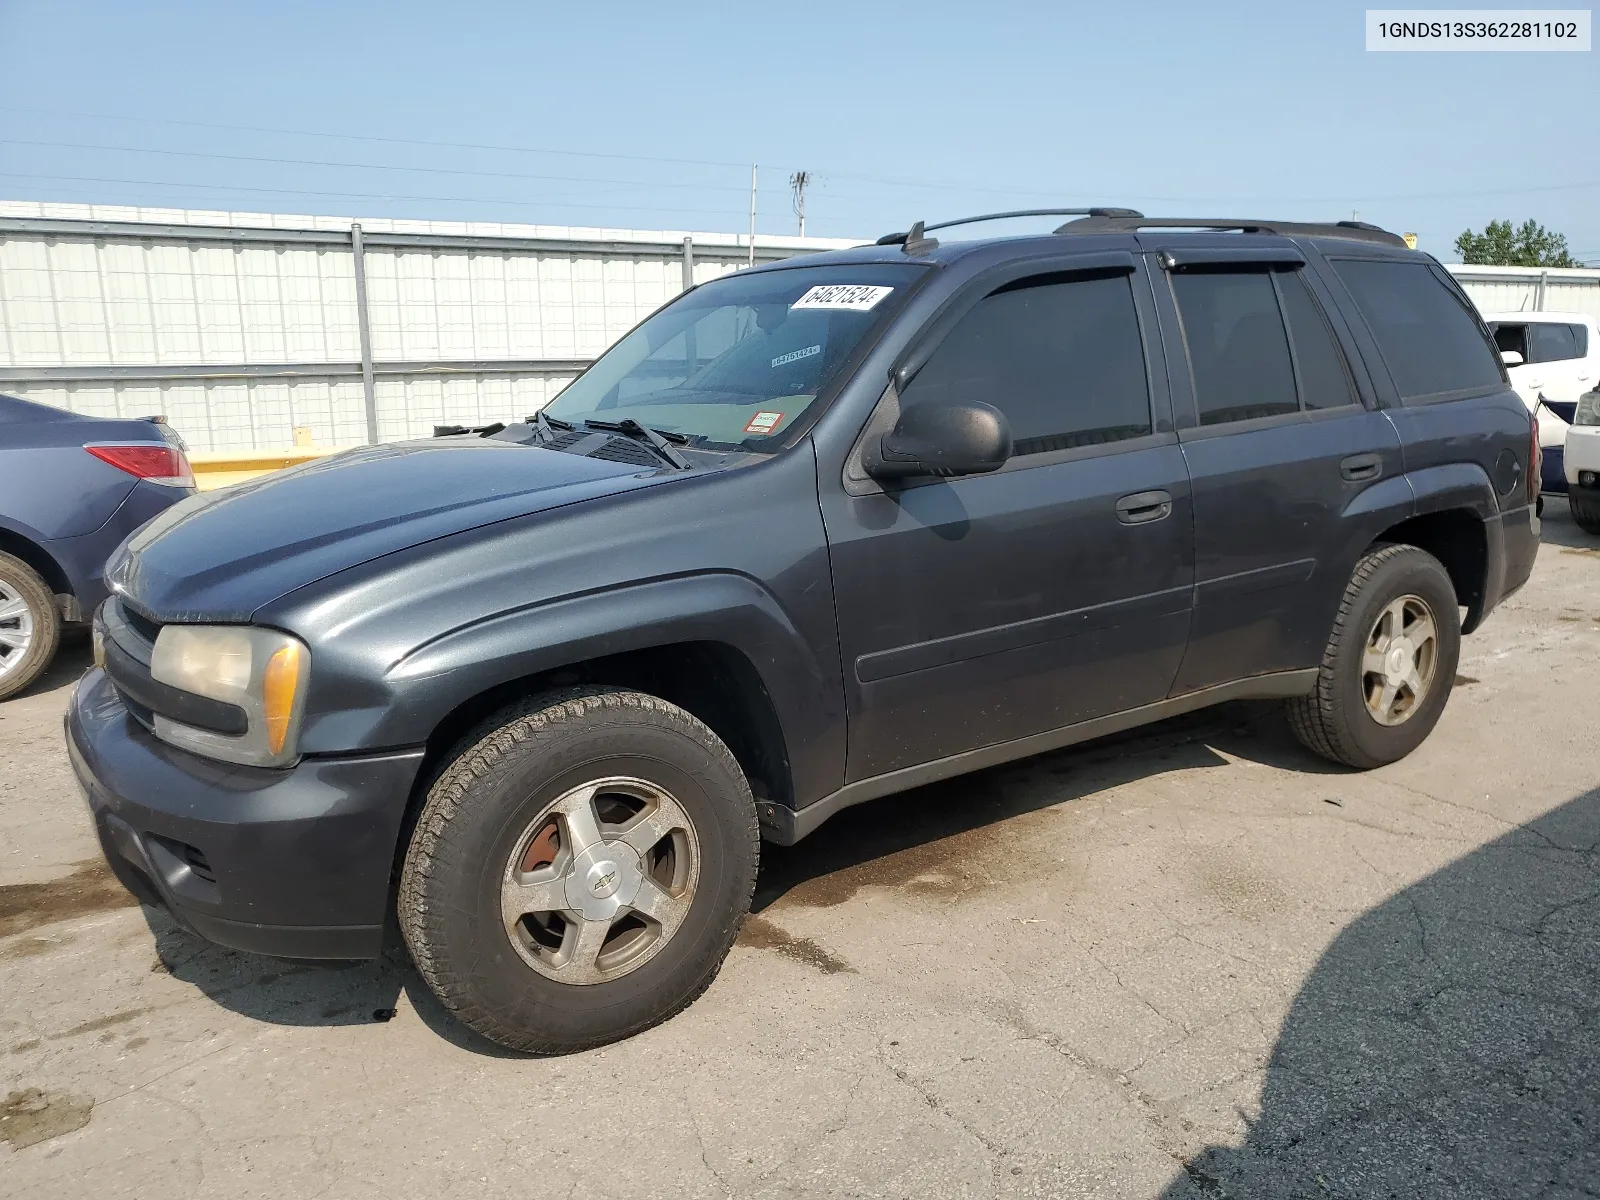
[1,0,1595,261]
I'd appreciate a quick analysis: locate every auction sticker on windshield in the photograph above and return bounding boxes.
[791,284,894,311]
[744,411,785,435]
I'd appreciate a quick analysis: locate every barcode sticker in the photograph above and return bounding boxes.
[790,284,894,312]
[771,344,822,368]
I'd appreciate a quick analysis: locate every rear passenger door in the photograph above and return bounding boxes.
[1149,246,1404,695]
[823,257,1194,781]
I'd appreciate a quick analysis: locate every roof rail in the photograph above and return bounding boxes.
[875,207,1145,251]
[1052,214,1409,248]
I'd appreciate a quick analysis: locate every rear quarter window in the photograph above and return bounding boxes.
[1331,259,1502,401]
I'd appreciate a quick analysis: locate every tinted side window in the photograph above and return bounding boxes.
[1278,271,1357,411]
[902,272,1151,455]
[1492,323,1529,360]
[1527,322,1581,364]
[1331,260,1502,400]
[1172,270,1298,425]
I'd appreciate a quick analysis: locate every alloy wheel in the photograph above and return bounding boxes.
[1361,594,1438,727]
[501,776,700,985]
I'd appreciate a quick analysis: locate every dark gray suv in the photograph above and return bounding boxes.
[67,210,1540,1053]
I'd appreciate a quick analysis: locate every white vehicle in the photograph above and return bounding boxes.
[1566,383,1600,534]
[1481,311,1600,498]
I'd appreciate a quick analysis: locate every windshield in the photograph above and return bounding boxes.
[544,263,923,449]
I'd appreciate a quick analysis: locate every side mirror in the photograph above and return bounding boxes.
[1501,350,1524,366]
[864,400,1012,481]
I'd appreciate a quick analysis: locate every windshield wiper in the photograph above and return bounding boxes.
[529,411,574,443]
[582,418,691,469]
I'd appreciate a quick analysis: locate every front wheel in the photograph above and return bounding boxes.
[398,687,759,1054]
[1287,544,1461,769]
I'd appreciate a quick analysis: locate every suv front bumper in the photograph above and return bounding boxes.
[65,668,424,960]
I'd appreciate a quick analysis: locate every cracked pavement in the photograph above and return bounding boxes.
[2,500,1596,1199]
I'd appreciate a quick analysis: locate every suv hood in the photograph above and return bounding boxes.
[110,439,669,622]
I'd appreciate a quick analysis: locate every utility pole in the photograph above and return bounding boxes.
[789,170,811,237]
[748,164,757,268]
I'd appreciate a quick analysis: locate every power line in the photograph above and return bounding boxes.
[0,171,767,220]
[0,104,751,171]
[4,104,1597,210]
[0,138,754,194]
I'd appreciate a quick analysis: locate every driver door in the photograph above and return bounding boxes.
[820,258,1194,782]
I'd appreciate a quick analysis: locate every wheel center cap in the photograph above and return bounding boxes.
[1386,640,1412,681]
[564,843,643,922]
[588,860,622,899]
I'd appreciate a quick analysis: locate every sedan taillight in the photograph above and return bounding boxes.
[85,443,195,488]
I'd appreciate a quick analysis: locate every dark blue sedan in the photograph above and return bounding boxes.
[0,394,193,699]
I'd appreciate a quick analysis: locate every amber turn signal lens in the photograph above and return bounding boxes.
[262,642,303,755]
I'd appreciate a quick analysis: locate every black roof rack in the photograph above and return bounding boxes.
[875,207,1145,252]
[1052,214,1408,248]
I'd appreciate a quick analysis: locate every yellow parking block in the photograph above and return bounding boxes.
[188,448,342,492]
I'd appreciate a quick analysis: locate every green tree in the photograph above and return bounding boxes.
[1455,219,1578,267]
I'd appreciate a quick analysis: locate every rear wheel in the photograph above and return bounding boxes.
[0,553,60,702]
[1287,544,1460,769]
[398,686,759,1054]
[1570,491,1600,535]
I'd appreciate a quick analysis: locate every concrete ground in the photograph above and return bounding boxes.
[2,503,1596,1200]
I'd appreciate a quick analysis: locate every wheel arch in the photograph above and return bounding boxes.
[0,519,73,602]
[390,638,794,884]
[1367,463,1496,633]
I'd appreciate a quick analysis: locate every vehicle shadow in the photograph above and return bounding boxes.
[10,635,93,702]
[753,698,1336,912]
[1539,494,1600,549]
[1161,784,1600,1199]
[140,697,1330,1055]
[141,910,529,1059]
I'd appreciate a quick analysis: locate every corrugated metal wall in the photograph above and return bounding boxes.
[1447,264,1600,321]
[5,204,1595,453]
[0,201,856,451]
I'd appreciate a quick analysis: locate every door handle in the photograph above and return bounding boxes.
[1115,489,1172,524]
[1340,453,1383,483]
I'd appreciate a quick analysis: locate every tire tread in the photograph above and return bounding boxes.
[397,685,758,1054]
[1287,543,1449,769]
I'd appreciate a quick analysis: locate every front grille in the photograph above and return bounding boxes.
[117,599,163,648]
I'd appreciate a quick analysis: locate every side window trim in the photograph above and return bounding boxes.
[892,250,1139,392]
[1165,262,1304,430]
[842,255,1169,495]
[1317,254,1509,407]
[1270,269,1361,413]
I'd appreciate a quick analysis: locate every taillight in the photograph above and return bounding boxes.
[84,443,195,488]
[1528,411,1541,507]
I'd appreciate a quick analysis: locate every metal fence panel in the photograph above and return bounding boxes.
[0,201,853,451]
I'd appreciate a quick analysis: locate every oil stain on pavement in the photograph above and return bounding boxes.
[0,1089,94,1150]
[0,859,137,942]
[737,916,853,974]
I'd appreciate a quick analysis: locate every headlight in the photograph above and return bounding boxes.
[1575,391,1600,427]
[149,625,310,767]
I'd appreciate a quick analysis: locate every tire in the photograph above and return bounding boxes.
[1570,492,1600,536]
[398,686,759,1054]
[1287,544,1461,770]
[0,552,61,702]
